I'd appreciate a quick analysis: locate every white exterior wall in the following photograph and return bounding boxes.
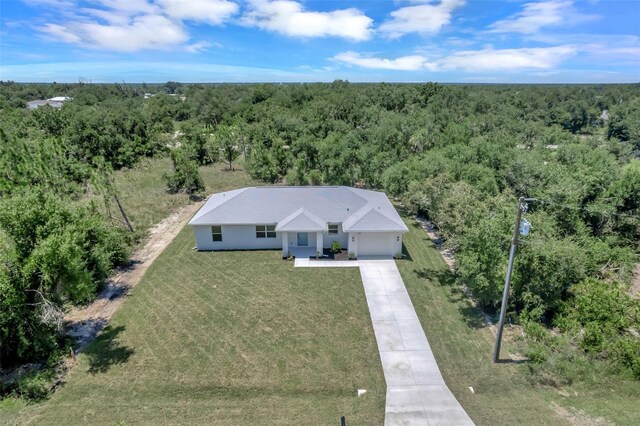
[393,233,403,257]
[193,225,281,251]
[324,224,349,249]
[192,223,387,254]
[316,232,323,254]
[284,225,348,253]
[348,233,358,257]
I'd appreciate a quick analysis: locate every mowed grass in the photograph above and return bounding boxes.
[5,159,638,426]
[398,218,640,426]
[106,156,258,236]
[8,228,385,425]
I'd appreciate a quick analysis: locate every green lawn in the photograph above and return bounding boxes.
[6,228,386,425]
[4,171,639,424]
[105,156,259,236]
[398,218,640,426]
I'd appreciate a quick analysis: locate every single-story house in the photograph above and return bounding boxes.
[26,100,61,109]
[26,96,72,109]
[188,186,409,258]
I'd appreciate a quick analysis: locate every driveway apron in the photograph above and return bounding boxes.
[358,259,474,426]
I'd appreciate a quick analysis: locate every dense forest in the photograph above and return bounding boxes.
[1,81,639,395]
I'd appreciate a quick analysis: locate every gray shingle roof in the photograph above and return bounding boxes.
[188,186,408,233]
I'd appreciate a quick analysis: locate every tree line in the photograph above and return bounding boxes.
[0,80,638,391]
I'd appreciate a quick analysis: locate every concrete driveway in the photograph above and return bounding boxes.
[358,259,474,426]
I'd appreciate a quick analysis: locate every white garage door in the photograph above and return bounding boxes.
[358,233,393,257]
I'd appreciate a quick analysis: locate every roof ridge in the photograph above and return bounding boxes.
[342,203,373,230]
[344,186,374,204]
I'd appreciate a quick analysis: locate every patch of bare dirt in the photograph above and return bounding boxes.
[65,201,203,350]
[630,264,640,299]
[551,402,614,426]
[415,216,456,271]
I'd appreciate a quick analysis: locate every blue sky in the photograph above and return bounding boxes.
[1,0,638,83]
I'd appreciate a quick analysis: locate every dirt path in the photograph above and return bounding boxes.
[415,216,456,271]
[66,201,203,350]
[630,264,640,299]
[415,216,529,360]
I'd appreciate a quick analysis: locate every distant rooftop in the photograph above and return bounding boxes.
[48,96,72,102]
[26,96,72,109]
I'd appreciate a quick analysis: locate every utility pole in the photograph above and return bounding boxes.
[493,196,529,363]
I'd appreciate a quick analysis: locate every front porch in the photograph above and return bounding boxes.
[288,246,318,259]
[281,231,324,258]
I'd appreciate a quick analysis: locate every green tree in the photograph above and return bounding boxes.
[457,216,510,308]
[215,124,242,170]
[247,143,278,183]
[165,147,204,194]
[608,97,640,150]
[0,189,128,367]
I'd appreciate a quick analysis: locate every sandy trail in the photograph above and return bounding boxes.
[631,264,640,299]
[66,201,203,350]
[415,216,456,271]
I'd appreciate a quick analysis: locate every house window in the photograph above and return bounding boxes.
[328,224,339,235]
[211,226,222,242]
[256,225,276,238]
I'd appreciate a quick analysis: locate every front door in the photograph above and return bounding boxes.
[297,232,308,246]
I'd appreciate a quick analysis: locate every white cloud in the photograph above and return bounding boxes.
[242,0,373,41]
[79,7,136,25]
[580,41,640,64]
[442,45,577,71]
[97,0,158,15]
[39,23,83,43]
[600,47,640,58]
[158,0,238,25]
[489,0,598,34]
[33,0,235,52]
[332,51,437,71]
[39,15,189,52]
[332,45,577,72]
[185,41,212,53]
[379,0,465,39]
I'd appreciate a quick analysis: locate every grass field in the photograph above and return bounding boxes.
[105,156,258,236]
[397,218,640,426]
[5,229,385,425]
[3,162,639,424]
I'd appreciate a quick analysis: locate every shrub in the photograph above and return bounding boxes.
[608,337,640,379]
[165,147,205,194]
[308,170,323,185]
[16,369,55,400]
[555,278,635,354]
[513,237,587,317]
[0,189,129,367]
[331,241,341,253]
